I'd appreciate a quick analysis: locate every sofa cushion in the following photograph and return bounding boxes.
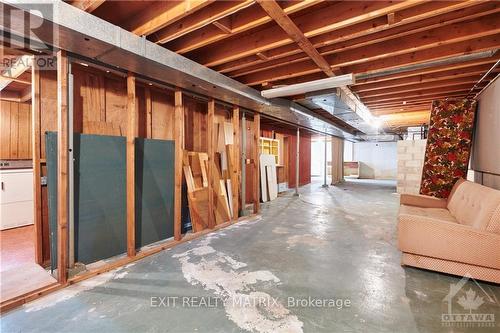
[398,214,500,269]
[399,204,456,223]
[447,179,500,231]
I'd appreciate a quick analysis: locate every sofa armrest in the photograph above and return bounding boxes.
[398,215,500,269]
[400,194,447,208]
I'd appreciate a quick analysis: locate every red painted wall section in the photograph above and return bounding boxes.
[288,134,312,188]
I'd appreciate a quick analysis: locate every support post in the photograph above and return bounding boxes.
[294,127,300,196]
[126,73,136,257]
[322,133,328,188]
[231,106,240,220]
[32,57,43,264]
[207,99,215,228]
[331,137,344,185]
[145,88,152,139]
[253,113,260,213]
[173,90,183,240]
[240,112,246,216]
[56,50,69,283]
[68,62,75,267]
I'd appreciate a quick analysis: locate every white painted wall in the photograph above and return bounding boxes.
[344,141,354,162]
[353,142,397,179]
[472,76,500,190]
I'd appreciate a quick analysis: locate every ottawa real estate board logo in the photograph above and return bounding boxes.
[442,274,497,328]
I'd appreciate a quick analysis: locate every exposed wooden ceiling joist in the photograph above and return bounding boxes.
[215,1,499,75]
[236,15,500,85]
[68,0,105,13]
[353,64,498,92]
[127,0,214,37]
[164,0,323,54]
[151,0,254,44]
[255,0,337,77]
[356,76,489,98]
[190,0,426,67]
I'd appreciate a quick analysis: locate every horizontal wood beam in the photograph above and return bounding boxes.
[127,0,213,37]
[152,0,253,44]
[191,1,425,67]
[216,1,498,74]
[165,0,322,54]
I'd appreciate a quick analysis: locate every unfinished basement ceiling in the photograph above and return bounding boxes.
[67,0,500,132]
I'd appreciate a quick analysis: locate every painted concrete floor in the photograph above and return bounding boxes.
[1,179,499,333]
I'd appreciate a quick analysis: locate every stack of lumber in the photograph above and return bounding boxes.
[183,151,209,232]
[183,121,237,232]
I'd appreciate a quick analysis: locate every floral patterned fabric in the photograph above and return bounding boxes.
[420,99,477,198]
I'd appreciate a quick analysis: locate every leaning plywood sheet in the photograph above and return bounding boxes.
[260,154,278,202]
[211,160,231,224]
[183,163,208,232]
[266,165,278,200]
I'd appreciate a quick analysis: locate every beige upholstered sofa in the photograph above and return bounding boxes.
[398,178,500,283]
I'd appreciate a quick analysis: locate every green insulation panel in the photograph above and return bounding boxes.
[135,138,175,248]
[46,132,127,268]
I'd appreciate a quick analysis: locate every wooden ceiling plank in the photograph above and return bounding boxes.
[127,0,214,37]
[69,0,106,13]
[190,1,426,67]
[216,1,498,75]
[166,0,322,54]
[151,0,253,44]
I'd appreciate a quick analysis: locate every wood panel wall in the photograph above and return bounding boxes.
[184,95,207,152]
[0,100,32,160]
[288,134,311,188]
[260,125,312,189]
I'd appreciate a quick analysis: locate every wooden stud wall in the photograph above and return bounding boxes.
[3,56,269,310]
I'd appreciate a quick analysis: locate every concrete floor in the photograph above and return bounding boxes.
[1,179,499,332]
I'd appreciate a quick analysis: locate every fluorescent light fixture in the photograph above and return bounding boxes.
[261,74,354,99]
[290,107,314,119]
